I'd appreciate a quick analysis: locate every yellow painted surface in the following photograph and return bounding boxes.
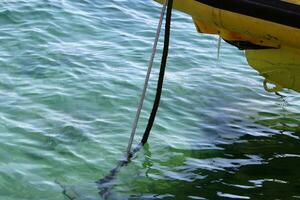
[282,0,300,5]
[155,0,300,49]
[155,0,300,92]
[246,47,300,92]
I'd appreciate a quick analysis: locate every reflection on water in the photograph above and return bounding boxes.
[0,1,300,199]
[60,108,300,200]
[138,134,300,199]
[117,113,300,200]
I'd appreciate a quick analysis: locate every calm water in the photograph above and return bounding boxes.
[0,1,300,199]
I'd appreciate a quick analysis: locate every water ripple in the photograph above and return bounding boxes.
[0,0,299,200]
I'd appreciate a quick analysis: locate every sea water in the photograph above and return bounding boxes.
[0,1,300,199]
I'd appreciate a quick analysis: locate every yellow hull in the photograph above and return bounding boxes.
[155,0,300,92]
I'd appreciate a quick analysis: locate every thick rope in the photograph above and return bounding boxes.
[126,0,168,157]
[59,2,173,200]
[141,0,173,145]
[97,1,172,199]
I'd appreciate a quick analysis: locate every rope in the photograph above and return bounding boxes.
[58,1,172,199]
[97,1,173,198]
[141,0,173,145]
[126,0,168,157]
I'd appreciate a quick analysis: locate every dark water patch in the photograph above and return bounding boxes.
[57,125,89,144]
[0,10,20,25]
[115,132,300,199]
[255,113,300,133]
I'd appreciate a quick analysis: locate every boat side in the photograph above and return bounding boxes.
[155,0,300,50]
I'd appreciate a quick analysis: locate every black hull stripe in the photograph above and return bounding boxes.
[195,0,300,29]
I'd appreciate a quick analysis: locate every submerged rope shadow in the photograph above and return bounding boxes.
[96,144,142,199]
[56,180,78,200]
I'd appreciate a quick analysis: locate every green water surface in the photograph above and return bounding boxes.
[0,1,300,199]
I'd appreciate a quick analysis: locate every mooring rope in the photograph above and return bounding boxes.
[141,0,173,145]
[126,0,168,157]
[96,0,173,199]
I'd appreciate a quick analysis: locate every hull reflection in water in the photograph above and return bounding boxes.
[60,111,300,199]
[116,113,300,199]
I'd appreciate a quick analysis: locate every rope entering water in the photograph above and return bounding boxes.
[141,0,173,145]
[126,0,168,157]
[97,0,173,198]
[58,1,173,199]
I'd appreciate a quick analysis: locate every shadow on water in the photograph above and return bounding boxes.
[59,105,300,200]
[162,136,300,199]
[123,115,300,199]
